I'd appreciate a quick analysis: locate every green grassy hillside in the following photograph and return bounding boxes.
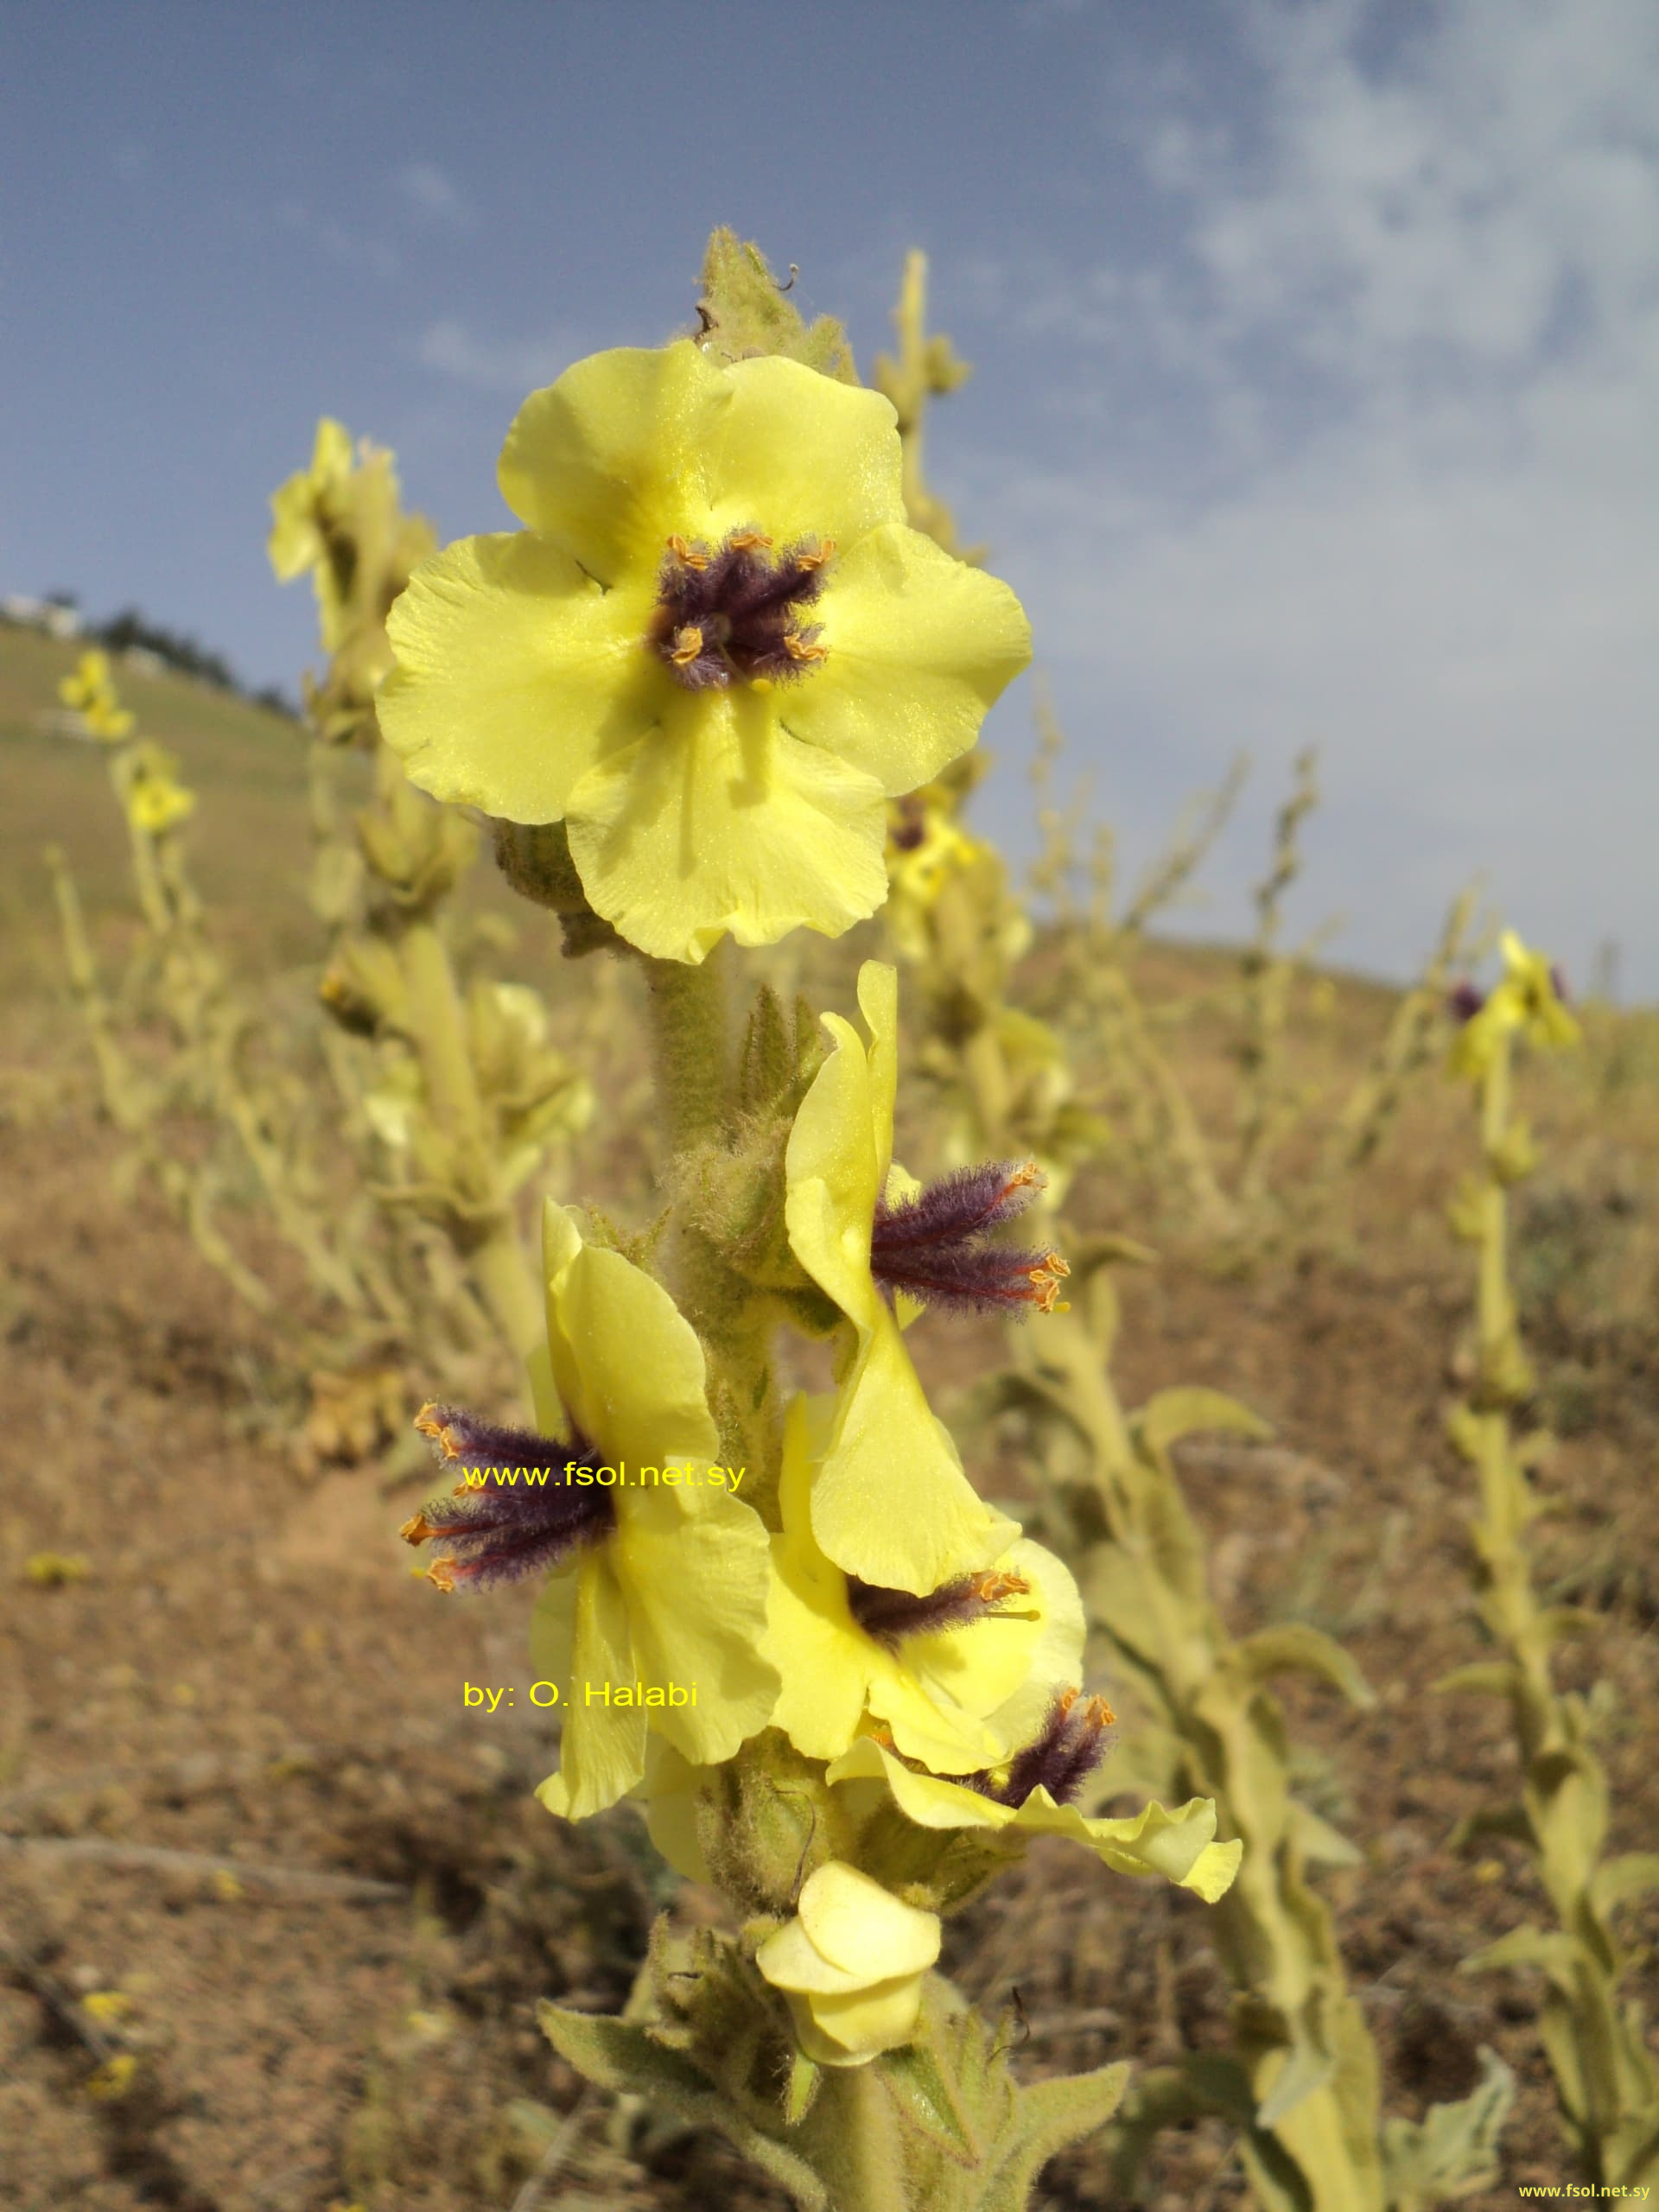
[2,628,333,990]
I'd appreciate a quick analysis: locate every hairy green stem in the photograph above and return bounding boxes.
[642,945,733,1152]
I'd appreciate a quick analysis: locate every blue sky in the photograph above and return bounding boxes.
[5,0,1656,995]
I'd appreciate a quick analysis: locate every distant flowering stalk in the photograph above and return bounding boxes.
[1440,937,1657,2188]
[904,710,1511,2199]
[51,652,365,1318]
[383,234,1242,2210]
[268,423,589,1369]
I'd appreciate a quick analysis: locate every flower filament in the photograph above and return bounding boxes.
[870,1160,1071,1318]
[845,1567,1037,1653]
[970,1688,1116,1808]
[650,527,833,691]
[400,1402,614,1590]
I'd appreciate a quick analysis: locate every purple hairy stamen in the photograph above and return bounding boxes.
[845,1567,1037,1654]
[399,1402,615,1591]
[968,1689,1116,1809]
[651,528,832,691]
[1446,981,1485,1025]
[888,796,928,852]
[870,1160,1070,1319]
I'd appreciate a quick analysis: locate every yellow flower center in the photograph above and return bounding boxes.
[650,528,834,692]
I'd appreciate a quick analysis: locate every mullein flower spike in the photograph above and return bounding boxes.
[59,650,134,742]
[1447,930,1579,1081]
[378,342,1032,963]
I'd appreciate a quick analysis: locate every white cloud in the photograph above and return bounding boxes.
[958,0,1659,995]
[416,318,575,394]
[393,161,472,229]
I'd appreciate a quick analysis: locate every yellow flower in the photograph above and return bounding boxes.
[126,772,196,836]
[756,1860,940,2067]
[826,1736,1243,1904]
[886,787,984,937]
[762,1394,1084,1774]
[522,1203,779,1819]
[268,417,356,648]
[59,649,134,741]
[378,342,1031,963]
[1448,930,1580,1080]
[784,960,1017,1593]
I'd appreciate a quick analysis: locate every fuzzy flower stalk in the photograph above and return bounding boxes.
[269,420,589,1370]
[1441,937,1657,2188]
[385,233,1242,2211]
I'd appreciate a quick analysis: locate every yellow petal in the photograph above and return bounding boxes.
[900,1538,1085,1747]
[704,355,906,550]
[810,1319,1014,1594]
[824,1738,1241,1900]
[757,1918,873,1999]
[857,963,899,1190]
[498,343,723,584]
[312,416,353,480]
[537,1552,647,1819]
[613,1483,779,1766]
[563,688,889,964]
[785,524,1032,792]
[763,1395,1007,1772]
[542,1211,719,1471]
[379,533,660,823]
[784,1013,885,1325]
[797,1861,941,1980]
[797,1976,925,2063]
[639,1739,715,1885]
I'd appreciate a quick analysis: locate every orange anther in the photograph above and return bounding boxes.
[666,534,709,569]
[670,625,705,666]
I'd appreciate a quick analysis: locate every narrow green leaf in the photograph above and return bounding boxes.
[880,2038,982,2165]
[1255,2031,1336,2130]
[1137,1387,1274,1465]
[1287,1797,1363,1869]
[1382,2048,1516,2211]
[785,2049,820,2126]
[1462,1925,1585,1983]
[979,2063,1130,2212]
[1228,1624,1375,1710]
[1434,1661,1518,1698]
[1592,1853,1659,1919]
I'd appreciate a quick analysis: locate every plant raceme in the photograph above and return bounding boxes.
[386,235,1241,2210]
